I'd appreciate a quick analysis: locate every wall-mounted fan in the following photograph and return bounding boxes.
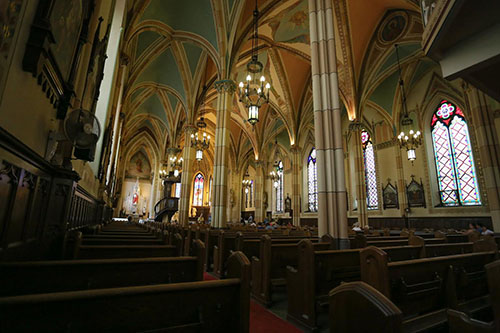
[64,108,101,161]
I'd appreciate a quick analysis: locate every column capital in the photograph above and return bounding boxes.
[184,124,198,134]
[214,80,236,94]
[290,145,301,154]
[119,52,130,66]
[348,120,363,132]
[255,161,265,168]
[166,146,182,155]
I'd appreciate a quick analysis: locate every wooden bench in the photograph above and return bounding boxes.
[0,251,251,333]
[360,247,498,332]
[213,231,315,277]
[286,240,422,330]
[251,234,333,306]
[0,240,205,296]
[329,281,403,333]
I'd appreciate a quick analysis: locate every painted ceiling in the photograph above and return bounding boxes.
[120,0,432,172]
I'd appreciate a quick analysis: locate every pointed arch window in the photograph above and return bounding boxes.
[250,180,254,208]
[192,173,204,206]
[308,148,318,212]
[275,161,284,212]
[362,131,378,209]
[431,100,481,206]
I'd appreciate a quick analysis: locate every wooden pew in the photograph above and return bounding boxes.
[251,234,333,306]
[74,233,183,259]
[0,251,251,333]
[213,231,314,277]
[81,237,167,246]
[329,281,403,333]
[0,240,205,296]
[286,240,421,330]
[486,260,500,330]
[360,247,497,332]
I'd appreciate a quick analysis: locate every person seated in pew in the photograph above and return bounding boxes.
[479,223,494,235]
[465,223,477,235]
[352,222,362,232]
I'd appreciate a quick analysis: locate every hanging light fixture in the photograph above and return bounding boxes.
[191,88,211,161]
[395,44,422,163]
[238,0,271,125]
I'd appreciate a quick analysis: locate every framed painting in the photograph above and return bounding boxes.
[382,179,399,209]
[0,0,27,106]
[406,176,426,208]
[22,0,94,118]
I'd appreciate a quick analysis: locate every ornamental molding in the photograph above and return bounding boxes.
[214,80,236,94]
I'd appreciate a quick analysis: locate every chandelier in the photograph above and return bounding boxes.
[242,169,252,193]
[395,44,422,163]
[169,156,183,177]
[191,118,210,161]
[238,0,271,125]
[159,164,168,181]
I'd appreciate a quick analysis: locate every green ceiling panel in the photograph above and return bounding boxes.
[183,42,203,77]
[135,49,186,102]
[369,71,400,116]
[134,93,168,124]
[141,0,218,50]
[377,43,421,76]
[227,0,236,14]
[130,87,146,102]
[410,59,436,88]
[136,31,161,58]
[166,92,178,112]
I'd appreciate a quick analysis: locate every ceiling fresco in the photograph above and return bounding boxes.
[119,0,432,174]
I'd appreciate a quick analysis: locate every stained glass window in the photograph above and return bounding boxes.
[275,161,284,212]
[308,148,318,212]
[431,100,481,206]
[362,131,378,209]
[250,180,254,208]
[174,183,181,198]
[192,173,204,206]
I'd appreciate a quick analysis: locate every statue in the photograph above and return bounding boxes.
[285,194,292,212]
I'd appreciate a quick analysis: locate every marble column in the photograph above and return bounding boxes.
[291,146,301,226]
[178,125,197,226]
[464,84,500,230]
[212,80,236,228]
[254,161,266,223]
[351,123,368,228]
[309,0,348,246]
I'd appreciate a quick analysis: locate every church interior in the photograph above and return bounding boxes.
[0,0,500,331]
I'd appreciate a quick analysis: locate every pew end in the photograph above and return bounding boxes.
[225,251,251,333]
[486,260,500,330]
[360,246,390,297]
[329,281,403,333]
[447,309,496,333]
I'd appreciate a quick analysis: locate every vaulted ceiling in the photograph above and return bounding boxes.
[119,0,431,171]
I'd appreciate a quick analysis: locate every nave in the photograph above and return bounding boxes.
[1,218,499,332]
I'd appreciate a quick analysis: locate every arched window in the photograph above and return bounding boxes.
[192,173,204,206]
[275,161,284,212]
[362,130,378,209]
[431,100,481,206]
[250,180,254,208]
[308,148,318,212]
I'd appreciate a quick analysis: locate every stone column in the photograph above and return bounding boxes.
[178,125,197,226]
[254,161,265,223]
[351,123,368,228]
[395,144,408,218]
[212,80,236,228]
[309,0,348,246]
[291,146,302,226]
[464,84,500,230]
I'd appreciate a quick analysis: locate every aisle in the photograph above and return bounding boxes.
[203,273,303,332]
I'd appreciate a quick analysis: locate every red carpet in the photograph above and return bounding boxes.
[203,273,302,332]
